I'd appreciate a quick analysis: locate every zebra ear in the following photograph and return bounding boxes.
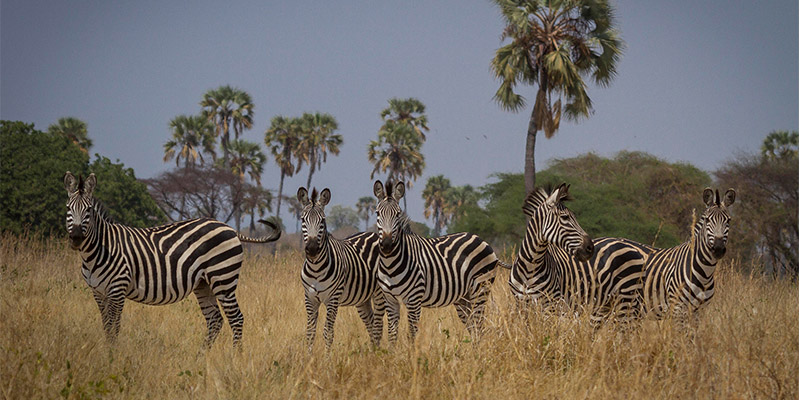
[545,186,561,208]
[297,187,309,205]
[393,181,405,201]
[722,189,736,208]
[702,188,715,207]
[557,183,570,202]
[319,188,331,207]
[64,171,78,194]
[83,173,97,197]
[373,180,385,199]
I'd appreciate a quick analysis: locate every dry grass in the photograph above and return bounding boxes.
[1,233,797,399]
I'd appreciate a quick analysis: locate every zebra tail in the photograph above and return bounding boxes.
[497,260,513,270]
[238,219,282,243]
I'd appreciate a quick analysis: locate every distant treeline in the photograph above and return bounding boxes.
[1,120,796,277]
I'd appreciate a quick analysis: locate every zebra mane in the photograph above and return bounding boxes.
[385,179,395,200]
[310,188,319,204]
[91,197,115,224]
[522,183,572,216]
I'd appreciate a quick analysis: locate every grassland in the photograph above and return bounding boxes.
[1,233,797,399]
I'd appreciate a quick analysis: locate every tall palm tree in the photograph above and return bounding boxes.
[380,97,430,141]
[48,117,92,153]
[491,0,623,193]
[201,85,254,165]
[355,196,376,231]
[422,175,452,236]
[367,122,425,210]
[761,130,799,160]
[295,112,342,189]
[228,139,267,230]
[163,114,216,167]
[445,184,479,221]
[265,115,302,225]
[241,185,273,233]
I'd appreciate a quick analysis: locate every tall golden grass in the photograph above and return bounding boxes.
[1,232,797,399]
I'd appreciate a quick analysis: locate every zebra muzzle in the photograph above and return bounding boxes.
[68,231,84,249]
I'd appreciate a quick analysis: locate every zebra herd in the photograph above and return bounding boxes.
[63,171,735,348]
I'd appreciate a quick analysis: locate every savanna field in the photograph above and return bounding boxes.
[1,233,797,399]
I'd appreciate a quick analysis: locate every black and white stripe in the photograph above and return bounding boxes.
[508,184,646,323]
[297,187,398,349]
[641,188,736,319]
[64,172,280,347]
[373,180,501,342]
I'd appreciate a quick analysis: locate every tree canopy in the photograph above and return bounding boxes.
[1,121,166,235]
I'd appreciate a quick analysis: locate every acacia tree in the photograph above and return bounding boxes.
[716,131,798,277]
[47,117,92,153]
[491,0,623,193]
[295,112,342,189]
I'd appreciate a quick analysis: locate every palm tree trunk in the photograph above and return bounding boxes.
[306,153,316,189]
[525,105,538,195]
[276,171,285,224]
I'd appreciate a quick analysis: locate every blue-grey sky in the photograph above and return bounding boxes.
[2,1,797,230]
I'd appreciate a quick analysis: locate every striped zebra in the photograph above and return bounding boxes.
[373,180,501,342]
[64,172,281,348]
[640,188,736,320]
[508,183,647,323]
[297,187,398,349]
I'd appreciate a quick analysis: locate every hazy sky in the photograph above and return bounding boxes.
[2,1,797,229]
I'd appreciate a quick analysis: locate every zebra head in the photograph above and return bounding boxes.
[64,171,97,250]
[522,183,594,262]
[298,187,331,260]
[699,188,736,259]
[373,180,408,256]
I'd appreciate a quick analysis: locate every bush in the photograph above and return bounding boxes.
[0,120,166,235]
[450,151,712,248]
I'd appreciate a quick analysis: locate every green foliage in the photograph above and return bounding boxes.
[717,133,798,277]
[409,220,432,237]
[0,121,89,235]
[89,155,167,228]
[326,205,361,232]
[450,152,712,248]
[0,120,166,236]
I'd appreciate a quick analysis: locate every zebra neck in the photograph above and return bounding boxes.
[518,221,548,266]
[379,232,410,271]
[304,235,332,270]
[79,205,116,267]
[690,233,717,289]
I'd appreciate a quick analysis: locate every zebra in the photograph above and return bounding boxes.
[64,172,281,348]
[297,186,398,349]
[508,183,647,323]
[373,179,501,342]
[640,188,736,320]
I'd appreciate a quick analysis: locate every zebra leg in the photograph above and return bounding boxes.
[453,298,476,338]
[217,291,244,349]
[406,302,422,343]
[355,302,378,347]
[322,301,340,350]
[305,294,320,350]
[193,280,224,348]
[464,280,493,337]
[102,289,126,344]
[384,294,401,345]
